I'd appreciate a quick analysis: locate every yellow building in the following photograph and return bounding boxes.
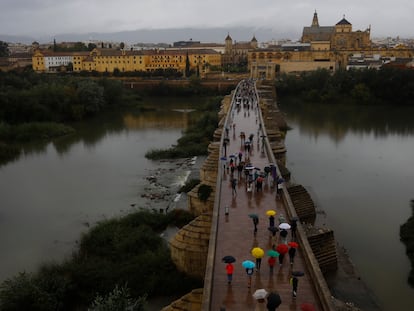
[249,11,413,79]
[301,11,371,50]
[32,48,221,75]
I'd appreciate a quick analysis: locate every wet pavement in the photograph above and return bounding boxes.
[209,87,322,311]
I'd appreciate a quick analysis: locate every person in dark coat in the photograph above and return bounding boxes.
[253,217,259,235]
[288,247,296,266]
[291,276,298,298]
[269,215,275,228]
[290,219,298,240]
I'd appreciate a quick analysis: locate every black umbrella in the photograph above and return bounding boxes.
[266,292,282,309]
[292,270,305,277]
[222,255,236,263]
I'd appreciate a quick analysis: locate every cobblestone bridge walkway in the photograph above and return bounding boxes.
[209,81,322,311]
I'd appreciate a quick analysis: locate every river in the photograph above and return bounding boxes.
[280,100,414,311]
[0,95,413,311]
[0,96,205,285]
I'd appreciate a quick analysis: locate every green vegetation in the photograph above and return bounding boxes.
[0,209,200,310]
[276,67,414,106]
[0,70,141,165]
[0,41,9,57]
[400,200,414,287]
[197,184,213,202]
[145,96,221,159]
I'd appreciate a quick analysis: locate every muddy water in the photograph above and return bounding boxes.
[281,100,414,311]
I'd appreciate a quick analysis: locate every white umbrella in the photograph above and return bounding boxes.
[252,288,268,300]
[279,223,291,230]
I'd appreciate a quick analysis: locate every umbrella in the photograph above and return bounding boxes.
[276,244,288,254]
[288,241,299,248]
[268,226,279,234]
[222,255,236,263]
[251,247,265,258]
[242,260,256,269]
[220,156,227,161]
[279,223,291,230]
[300,303,316,311]
[266,210,276,216]
[252,288,268,300]
[266,292,282,309]
[248,213,259,219]
[245,165,255,170]
[292,271,305,277]
[229,154,236,158]
[267,249,280,257]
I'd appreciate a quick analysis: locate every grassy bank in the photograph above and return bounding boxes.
[0,209,201,310]
[145,96,221,160]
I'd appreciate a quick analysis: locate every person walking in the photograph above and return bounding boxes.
[225,263,234,284]
[290,276,299,298]
[246,267,254,288]
[278,252,285,267]
[268,256,276,273]
[253,217,259,235]
[231,178,237,196]
[288,247,296,266]
[255,257,262,271]
[269,215,275,228]
[279,229,288,245]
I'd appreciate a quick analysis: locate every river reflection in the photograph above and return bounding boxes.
[0,96,207,285]
[280,100,414,311]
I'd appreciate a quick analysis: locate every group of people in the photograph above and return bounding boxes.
[220,79,314,310]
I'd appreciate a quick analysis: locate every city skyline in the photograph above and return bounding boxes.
[1,0,413,43]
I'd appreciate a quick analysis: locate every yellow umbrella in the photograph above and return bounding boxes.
[266,210,276,216]
[251,247,265,258]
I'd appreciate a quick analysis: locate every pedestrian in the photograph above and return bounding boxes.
[290,276,299,298]
[278,253,285,267]
[278,214,286,224]
[225,263,234,284]
[268,256,276,273]
[269,215,275,228]
[237,162,244,179]
[290,219,298,240]
[231,178,237,196]
[280,229,288,244]
[255,257,262,271]
[238,151,243,163]
[288,247,296,266]
[253,217,259,235]
[246,267,254,288]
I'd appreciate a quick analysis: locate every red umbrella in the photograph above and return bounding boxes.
[276,244,288,254]
[288,241,299,248]
[300,303,316,311]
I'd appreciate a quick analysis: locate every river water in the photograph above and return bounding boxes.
[280,100,414,311]
[0,95,413,310]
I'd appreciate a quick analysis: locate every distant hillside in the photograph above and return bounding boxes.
[1,26,299,45]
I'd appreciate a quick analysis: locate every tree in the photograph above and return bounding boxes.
[89,284,146,311]
[0,41,9,57]
[185,52,190,78]
[75,80,105,114]
[88,43,97,51]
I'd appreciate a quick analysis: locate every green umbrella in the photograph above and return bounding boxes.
[248,213,259,219]
[267,249,280,257]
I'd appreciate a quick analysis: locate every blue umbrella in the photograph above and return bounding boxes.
[242,260,256,269]
[220,156,227,161]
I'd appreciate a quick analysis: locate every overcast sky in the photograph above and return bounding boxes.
[1,0,413,41]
